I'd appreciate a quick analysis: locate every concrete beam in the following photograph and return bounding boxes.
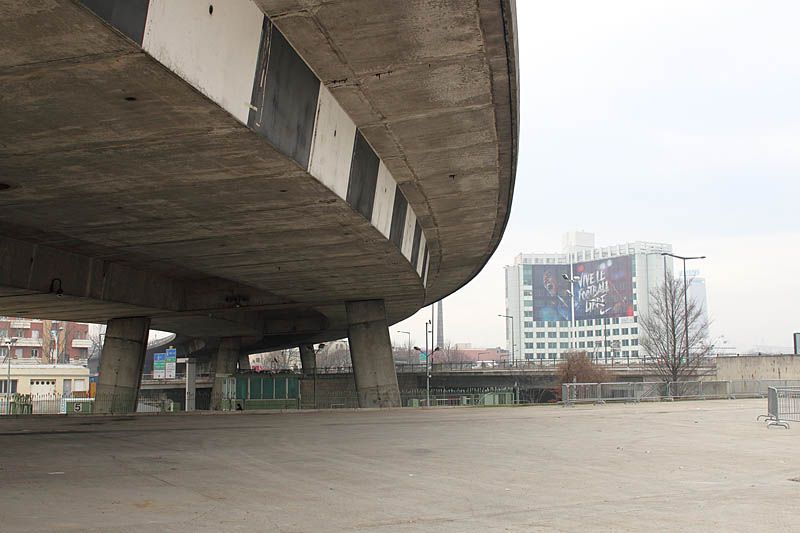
[346,299,400,408]
[95,317,151,414]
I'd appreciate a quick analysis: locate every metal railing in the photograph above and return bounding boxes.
[758,387,800,428]
[314,358,717,375]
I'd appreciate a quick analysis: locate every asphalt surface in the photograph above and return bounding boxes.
[0,400,796,532]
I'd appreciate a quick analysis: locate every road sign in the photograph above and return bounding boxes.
[73,402,82,413]
[153,352,166,379]
[419,352,428,363]
[165,348,177,379]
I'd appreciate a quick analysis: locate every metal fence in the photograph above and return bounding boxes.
[562,380,736,405]
[758,387,800,428]
[400,387,515,407]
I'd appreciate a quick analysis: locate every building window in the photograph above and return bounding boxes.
[0,329,7,338]
[578,331,585,337]
[31,348,38,358]
[547,321,557,328]
[524,332,533,338]
[524,311,533,317]
[559,342,569,349]
[548,332,557,338]
[537,354,545,359]
[523,290,532,296]
[559,332,569,338]
[595,330,602,336]
[524,321,533,328]
[536,342,545,349]
[622,350,629,356]
[548,353,557,359]
[558,321,569,327]
[536,321,545,328]
[631,327,638,334]
[525,353,534,360]
[536,332,545,338]
[524,343,534,349]
[0,380,17,394]
[587,331,594,337]
[595,341,603,347]
[622,340,629,346]
[548,342,557,349]
[632,350,639,357]
[632,339,639,346]
[621,328,629,335]
[612,328,620,335]
[578,341,586,348]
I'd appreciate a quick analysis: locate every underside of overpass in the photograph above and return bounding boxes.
[0,0,518,408]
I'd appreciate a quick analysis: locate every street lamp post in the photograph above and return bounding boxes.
[425,320,431,406]
[497,314,515,364]
[661,252,706,365]
[397,330,411,363]
[563,274,581,352]
[4,337,19,415]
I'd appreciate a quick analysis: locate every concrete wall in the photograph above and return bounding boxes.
[715,355,800,381]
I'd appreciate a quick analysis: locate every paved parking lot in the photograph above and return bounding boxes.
[0,400,796,532]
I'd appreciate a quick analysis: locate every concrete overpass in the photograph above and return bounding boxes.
[0,0,518,410]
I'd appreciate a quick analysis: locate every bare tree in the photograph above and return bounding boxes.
[315,343,351,368]
[557,351,610,384]
[434,342,467,364]
[640,274,712,382]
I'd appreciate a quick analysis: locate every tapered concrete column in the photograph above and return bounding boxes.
[211,337,241,410]
[346,300,400,408]
[95,317,151,414]
[299,344,316,375]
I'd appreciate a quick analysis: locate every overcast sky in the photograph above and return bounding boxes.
[393,0,800,353]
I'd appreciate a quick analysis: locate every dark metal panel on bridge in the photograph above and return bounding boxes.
[79,0,150,45]
[346,130,380,220]
[248,20,320,169]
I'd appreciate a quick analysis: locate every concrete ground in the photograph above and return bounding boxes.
[0,400,796,532]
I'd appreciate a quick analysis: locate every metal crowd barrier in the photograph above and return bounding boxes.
[758,387,800,429]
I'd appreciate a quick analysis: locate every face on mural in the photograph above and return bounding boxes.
[543,270,558,298]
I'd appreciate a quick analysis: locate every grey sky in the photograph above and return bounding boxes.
[393,0,800,352]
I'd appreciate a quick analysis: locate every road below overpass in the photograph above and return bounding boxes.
[0,400,793,532]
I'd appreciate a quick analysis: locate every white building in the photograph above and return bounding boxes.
[504,232,679,362]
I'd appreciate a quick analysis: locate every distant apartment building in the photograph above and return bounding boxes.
[504,231,702,362]
[0,318,91,363]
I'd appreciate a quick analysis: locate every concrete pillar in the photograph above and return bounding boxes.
[299,344,316,375]
[211,337,241,410]
[95,317,151,414]
[184,358,196,412]
[346,300,400,408]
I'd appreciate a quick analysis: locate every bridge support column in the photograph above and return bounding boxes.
[299,344,316,375]
[346,300,400,408]
[211,337,241,410]
[95,317,151,414]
